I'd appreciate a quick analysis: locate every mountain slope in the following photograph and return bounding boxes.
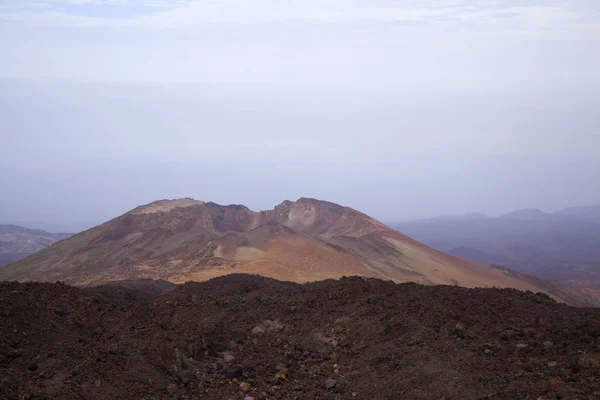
[1,198,595,305]
[0,225,72,267]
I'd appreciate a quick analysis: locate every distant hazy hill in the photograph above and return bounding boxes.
[0,225,72,267]
[390,204,600,283]
[499,208,567,221]
[555,204,600,222]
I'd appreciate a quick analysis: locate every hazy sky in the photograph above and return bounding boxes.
[1,0,600,231]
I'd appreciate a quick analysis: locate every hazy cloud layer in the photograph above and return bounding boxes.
[1,0,599,230]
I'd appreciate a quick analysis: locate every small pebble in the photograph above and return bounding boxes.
[239,382,252,392]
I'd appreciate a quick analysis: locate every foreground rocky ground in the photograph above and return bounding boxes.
[1,274,600,400]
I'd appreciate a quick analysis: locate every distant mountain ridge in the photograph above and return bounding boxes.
[555,204,600,221]
[408,204,600,224]
[390,204,600,287]
[497,205,600,222]
[409,204,600,223]
[0,225,57,235]
[0,225,72,267]
[499,208,559,221]
[1,197,595,305]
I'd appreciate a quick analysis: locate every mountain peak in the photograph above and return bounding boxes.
[1,197,590,305]
[295,197,343,206]
[499,208,550,221]
[131,198,205,215]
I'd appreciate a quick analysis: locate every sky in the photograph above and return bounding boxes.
[1,0,600,231]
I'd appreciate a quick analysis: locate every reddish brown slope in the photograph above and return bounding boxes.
[0,198,596,305]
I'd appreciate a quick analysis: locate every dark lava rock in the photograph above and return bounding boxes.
[1,274,600,400]
[224,365,243,379]
[179,370,194,384]
[324,378,337,390]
